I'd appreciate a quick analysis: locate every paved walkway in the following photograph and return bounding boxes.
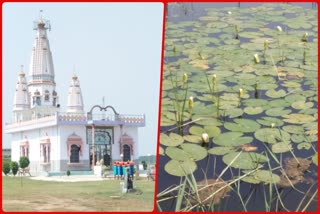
[29,175,106,182]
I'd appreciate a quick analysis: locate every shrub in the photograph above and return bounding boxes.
[19,156,30,169]
[3,161,10,175]
[10,161,19,176]
[67,170,71,176]
[142,161,147,170]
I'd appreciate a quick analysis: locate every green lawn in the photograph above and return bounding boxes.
[2,176,155,211]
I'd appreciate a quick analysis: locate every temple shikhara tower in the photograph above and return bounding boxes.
[5,15,145,176]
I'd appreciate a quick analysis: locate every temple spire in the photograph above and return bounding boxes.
[67,74,84,113]
[28,13,58,109]
[13,66,30,122]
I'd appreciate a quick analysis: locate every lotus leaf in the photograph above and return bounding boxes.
[297,142,312,150]
[224,108,244,118]
[214,132,253,146]
[241,170,281,184]
[224,119,261,133]
[291,100,313,110]
[189,125,205,136]
[208,147,236,155]
[254,128,290,144]
[282,113,316,124]
[180,144,208,161]
[160,133,184,147]
[159,146,164,156]
[256,117,284,127]
[204,125,221,138]
[312,152,318,166]
[272,142,292,153]
[183,135,202,143]
[265,107,291,116]
[265,89,287,98]
[282,125,304,134]
[244,106,264,115]
[164,159,197,177]
[222,152,268,169]
[166,147,190,161]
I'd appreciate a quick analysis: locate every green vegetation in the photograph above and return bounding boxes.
[2,176,154,211]
[10,161,19,176]
[19,157,30,169]
[3,161,11,175]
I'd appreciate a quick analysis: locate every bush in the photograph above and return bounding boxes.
[19,156,30,169]
[3,161,11,175]
[10,161,19,176]
[67,170,71,176]
[142,161,147,170]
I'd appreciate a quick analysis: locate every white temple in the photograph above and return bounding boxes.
[5,16,145,176]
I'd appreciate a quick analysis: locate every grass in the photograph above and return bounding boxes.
[2,176,155,212]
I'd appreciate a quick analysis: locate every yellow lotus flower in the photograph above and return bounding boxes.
[212,74,217,86]
[183,73,188,83]
[276,26,282,32]
[254,54,260,64]
[271,123,276,128]
[188,96,194,109]
[302,32,308,42]
[239,88,244,98]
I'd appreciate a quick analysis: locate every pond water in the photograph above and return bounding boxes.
[158,3,318,212]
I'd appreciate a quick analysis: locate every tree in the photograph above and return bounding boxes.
[10,161,19,176]
[141,160,147,170]
[2,161,10,175]
[19,157,30,169]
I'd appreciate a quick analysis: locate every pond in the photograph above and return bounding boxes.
[157,3,318,212]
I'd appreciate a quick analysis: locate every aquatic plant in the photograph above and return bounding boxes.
[159,3,318,212]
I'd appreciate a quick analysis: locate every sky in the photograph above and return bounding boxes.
[2,3,164,156]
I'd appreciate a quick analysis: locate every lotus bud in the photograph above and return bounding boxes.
[254,53,260,64]
[202,133,209,144]
[188,96,194,110]
[239,88,244,98]
[271,123,275,128]
[228,11,232,15]
[276,26,282,32]
[302,32,308,42]
[264,40,268,51]
[183,73,188,83]
[212,74,217,86]
[235,25,239,33]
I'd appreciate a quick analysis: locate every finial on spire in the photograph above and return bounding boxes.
[39,10,43,22]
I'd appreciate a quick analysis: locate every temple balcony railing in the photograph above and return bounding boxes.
[5,112,145,133]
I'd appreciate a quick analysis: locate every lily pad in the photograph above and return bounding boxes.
[272,142,292,153]
[160,133,184,147]
[297,142,312,150]
[208,147,236,155]
[244,106,264,115]
[282,113,316,124]
[224,119,261,133]
[265,107,292,117]
[164,159,197,177]
[291,100,313,110]
[183,135,202,143]
[214,132,253,147]
[166,147,191,161]
[254,128,291,144]
[222,152,268,169]
[159,146,164,155]
[241,170,281,184]
[181,144,208,161]
[265,89,286,98]
[282,125,304,134]
[312,152,318,166]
